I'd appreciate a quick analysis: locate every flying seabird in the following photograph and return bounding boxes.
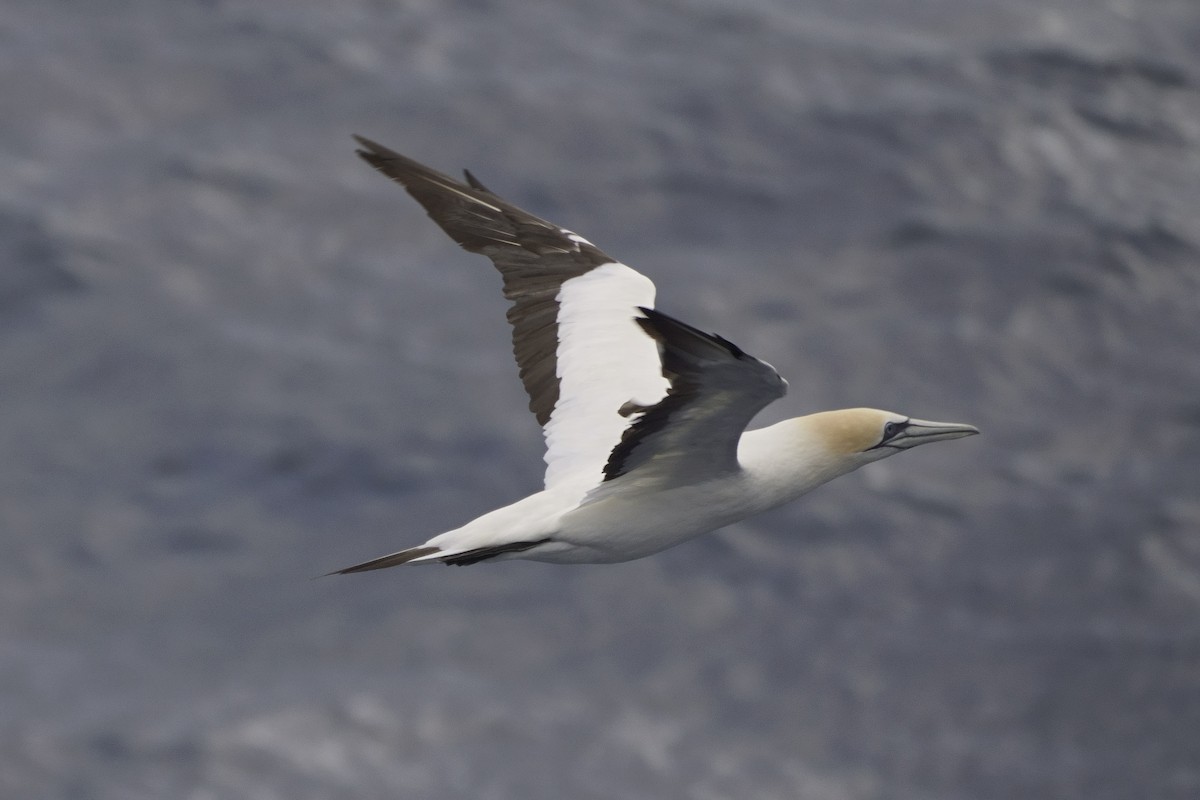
[332,137,978,571]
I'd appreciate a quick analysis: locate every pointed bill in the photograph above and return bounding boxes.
[890,419,980,449]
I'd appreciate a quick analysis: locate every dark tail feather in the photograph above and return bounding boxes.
[326,546,442,575]
[327,537,555,574]
[439,539,552,566]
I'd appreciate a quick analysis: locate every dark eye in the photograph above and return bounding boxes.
[883,421,905,440]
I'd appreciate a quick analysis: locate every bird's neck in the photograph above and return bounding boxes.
[737,417,859,509]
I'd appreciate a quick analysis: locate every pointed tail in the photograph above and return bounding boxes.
[325,545,443,575]
[327,537,554,574]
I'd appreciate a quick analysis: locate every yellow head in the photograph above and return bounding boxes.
[807,408,979,461]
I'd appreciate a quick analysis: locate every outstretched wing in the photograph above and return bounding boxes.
[602,307,788,487]
[355,137,668,494]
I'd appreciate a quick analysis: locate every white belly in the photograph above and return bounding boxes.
[539,474,769,563]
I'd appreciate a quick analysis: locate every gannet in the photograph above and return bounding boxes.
[332,137,978,571]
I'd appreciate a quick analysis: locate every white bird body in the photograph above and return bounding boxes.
[555,423,829,563]
[331,139,978,573]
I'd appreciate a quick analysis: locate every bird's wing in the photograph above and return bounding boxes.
[355,137,669,494]
[601,307,788,487]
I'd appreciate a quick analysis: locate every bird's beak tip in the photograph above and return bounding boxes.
[904,419,981,444]
[945,423,980,440]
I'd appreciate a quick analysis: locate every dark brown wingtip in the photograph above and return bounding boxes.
[351,137,480,199]
[352,134,394,169]
[352,133,389,155]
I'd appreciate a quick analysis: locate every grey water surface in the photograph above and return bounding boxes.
[3,1,1199,797]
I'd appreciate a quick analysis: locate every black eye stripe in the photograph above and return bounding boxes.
[868,419,911,451]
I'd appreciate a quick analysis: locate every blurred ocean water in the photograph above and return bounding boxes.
[2,1,1199,797]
